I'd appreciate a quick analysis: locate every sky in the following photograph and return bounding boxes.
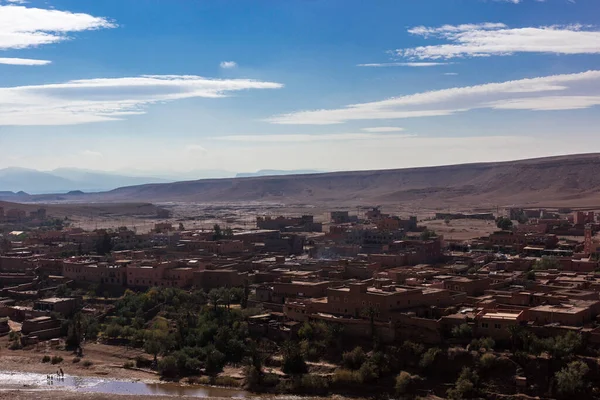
[1,0,600,175]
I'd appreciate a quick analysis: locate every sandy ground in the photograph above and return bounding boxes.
[422,218,499,241]
[0,338,158,382]
[0,390,201,400]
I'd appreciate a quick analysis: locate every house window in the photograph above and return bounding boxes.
[481,322,488,328]
[494,323,501,329]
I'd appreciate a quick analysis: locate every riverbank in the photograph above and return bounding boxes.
[0,389,203,400]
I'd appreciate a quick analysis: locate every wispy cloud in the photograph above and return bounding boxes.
[362,127,405,132]
[0,4,116,50]
[397,23,600,59]
[0,75,283,126]
[82,150,102,157]
[214,133,414,142]
[0,57,50,65]
[266,70,600,125]
[444,72,459,76]
[220,61,237,69]
[357,62,449,67]
[186,144,208,153]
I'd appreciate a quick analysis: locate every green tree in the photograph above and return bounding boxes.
[447,367,479,400]
[342,347,367,370]
[205,348,226,375]
[496,217,513,231]
[451,323,473,340]
[420,229,437,241]
[419,347,441,371]
[158,355,179,378]
[212,224,223,240]
[208,289,221,312]
[533,256,561,271]
[144,337,162,363]
[105,323,123,339]
[282,341,308,375]
[555,360,589,397]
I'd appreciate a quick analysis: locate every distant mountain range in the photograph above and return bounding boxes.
[4,154,600,208]
[0,167,171,194]
[0,167,324,194]
[235,169,323,178]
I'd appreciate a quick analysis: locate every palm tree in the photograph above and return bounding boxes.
[208,289,221,312]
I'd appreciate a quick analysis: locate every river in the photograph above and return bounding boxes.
[0,370,249,397]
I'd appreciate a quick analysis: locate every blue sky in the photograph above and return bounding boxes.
[1,0,600,175]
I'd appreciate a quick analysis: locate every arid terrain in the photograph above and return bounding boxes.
[3,154,600,209]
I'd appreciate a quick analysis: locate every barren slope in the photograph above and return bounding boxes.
[6,153,600,208]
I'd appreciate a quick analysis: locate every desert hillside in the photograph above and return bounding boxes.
[4,154,600,208]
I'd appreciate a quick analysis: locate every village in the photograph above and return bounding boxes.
[1,204,600,398]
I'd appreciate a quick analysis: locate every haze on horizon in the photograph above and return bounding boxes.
[1,0,600,176]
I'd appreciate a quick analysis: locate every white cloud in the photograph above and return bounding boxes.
[82,150,102,157]
[213,133,414,142]
[186,144,208,153]
[486,96,600,110]
[4,0,28,4]
[357,62,449,67]
[220,61,237,69]
[0,4,116,50]
[444,72,459,76]
[0,57,50,65]
[362,127,405,132]
[267,70,600,125]
[0,75,283,125]
[398,23,600,59]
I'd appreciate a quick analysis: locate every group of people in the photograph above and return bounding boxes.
[46,368,65,384]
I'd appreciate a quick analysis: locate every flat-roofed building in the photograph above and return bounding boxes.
[475,309,525,340]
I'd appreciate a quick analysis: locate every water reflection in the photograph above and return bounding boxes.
[0,371,248,397]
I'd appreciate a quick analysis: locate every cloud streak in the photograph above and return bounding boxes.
[0,57,50,65]
[0,5,116,50]
[266,70,600,125]
[213,133,415,143]
[220,61,237,69]
[0,75,283,126]
[397,23,600,59]
[357,62,449,67]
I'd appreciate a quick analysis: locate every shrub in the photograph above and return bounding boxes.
[470,337,495,351]
[8,340,22,350]
[419,347,441,370]
[342,346,367,370]
[298,374,329,395]
[51,355,63,364]
[123,361,134,369]
[452,324,473,339]
[282,344,308,375]
[555,360,589,397]
[358,361,378,383]
[479,353,497,371]
[72,357,81,363]
[158,355,179,378]
[214,376,241,388]
[184,357,202,374]
[135,355,152,368]
[82,360,93,367]
[331,368,363,385]
[42,355,51,363]
[205,349,226,375]
[395,371,415,395]
[447,367,479,400]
